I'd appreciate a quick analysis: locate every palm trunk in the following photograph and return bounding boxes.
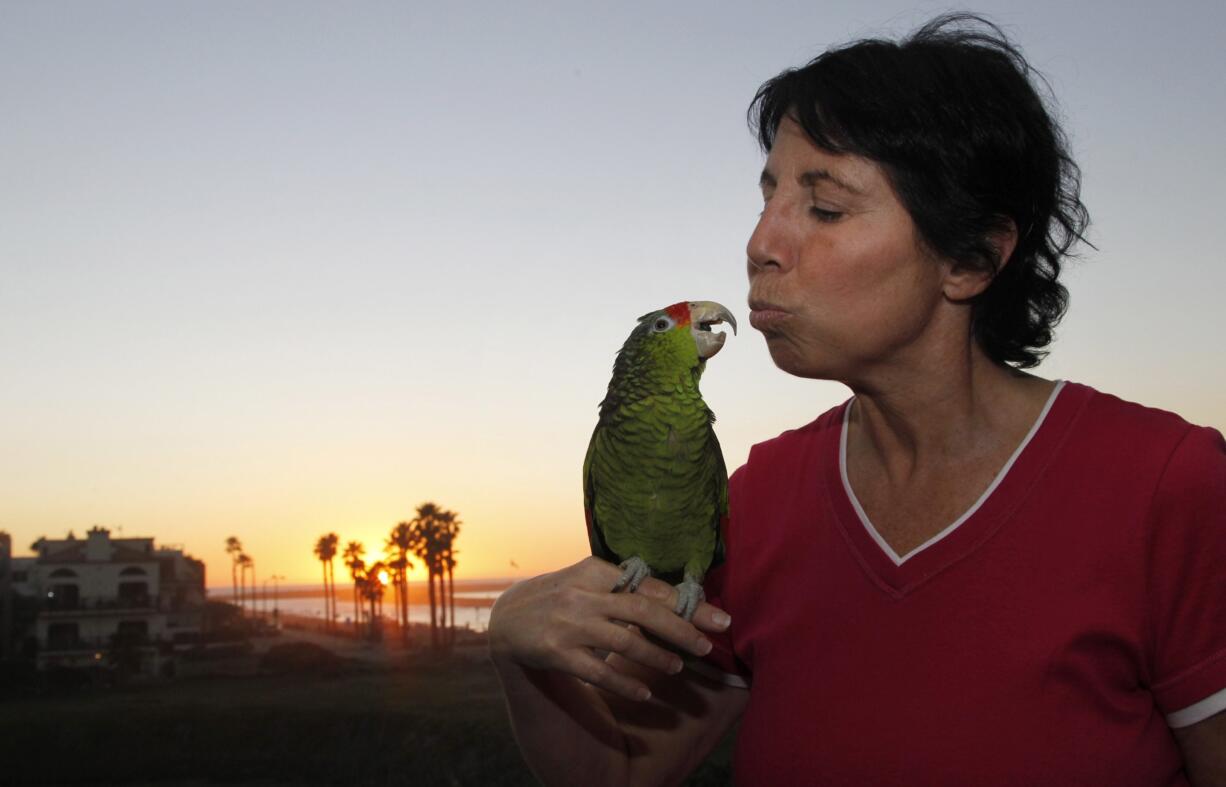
[321,561,329,628]
[329,561,338,628]
[436,565,445,648]
[398,574,408,644]
[401,569,410,642]
[448,562,456,647]
[427,565,438,650]
[397,569,405,632]
[352,579,360,634]
[392,575,401,639]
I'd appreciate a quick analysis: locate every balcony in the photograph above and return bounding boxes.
[43,628,156,654]
[42,635,115,654]
[40,596,156,617]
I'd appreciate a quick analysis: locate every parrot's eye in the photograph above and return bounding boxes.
[652,316,674,332]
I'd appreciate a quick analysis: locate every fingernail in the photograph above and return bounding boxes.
[712,611,731,629]
[670,658,684,674]
[638,687,652,701]
[695,638,712,656]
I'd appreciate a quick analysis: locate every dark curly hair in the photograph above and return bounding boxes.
[749,13,1090,368]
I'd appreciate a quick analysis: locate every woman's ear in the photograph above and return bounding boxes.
[942,218,1018,301]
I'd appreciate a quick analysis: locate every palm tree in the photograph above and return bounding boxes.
[434,509,462,647]
[313,534,338,629]
[408,503,459,651]
[225,536,243,607]
[387,554,410,640]
[324,533,339,627]
[362,561,389,640]
[385,522,415,642]
[237,553,253,616]
[353,571,370,637]
[342,541,366,635]
[408,503,442,650]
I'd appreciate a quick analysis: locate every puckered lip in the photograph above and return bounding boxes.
[747,297,791,333]
[747,297,788,313]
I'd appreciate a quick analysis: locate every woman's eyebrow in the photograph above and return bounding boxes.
[799,169,863,196]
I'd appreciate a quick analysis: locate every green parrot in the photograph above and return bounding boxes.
[583,300,736,620]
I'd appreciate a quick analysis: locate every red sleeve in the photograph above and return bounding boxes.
[690,466,751,688]
[1146,424,1226,725]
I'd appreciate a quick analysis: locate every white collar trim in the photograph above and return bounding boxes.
[839,380,1067,567]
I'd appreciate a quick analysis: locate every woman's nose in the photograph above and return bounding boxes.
[746,206,785,278]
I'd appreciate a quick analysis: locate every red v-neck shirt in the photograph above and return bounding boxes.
[700,381,1226,786]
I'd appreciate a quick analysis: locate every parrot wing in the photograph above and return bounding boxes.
[582,423,618,563]
[709,426,728,569]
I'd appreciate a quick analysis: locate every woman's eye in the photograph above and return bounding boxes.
[810,206,844,222]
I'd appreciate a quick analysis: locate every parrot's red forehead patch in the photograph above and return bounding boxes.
[665,302,692,327]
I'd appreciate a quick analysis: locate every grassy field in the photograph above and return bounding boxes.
[0,643,735,786]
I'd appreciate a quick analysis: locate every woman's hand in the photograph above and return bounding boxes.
[488,556,732,702]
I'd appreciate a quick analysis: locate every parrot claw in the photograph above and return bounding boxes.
[613,556,651,593]
[674,579,705,622]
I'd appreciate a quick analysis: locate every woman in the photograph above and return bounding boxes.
[489,14,1226,786]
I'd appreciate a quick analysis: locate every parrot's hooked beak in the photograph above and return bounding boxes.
[689,301,737,360]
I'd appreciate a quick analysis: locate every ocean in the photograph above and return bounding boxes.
[209,580,511,633]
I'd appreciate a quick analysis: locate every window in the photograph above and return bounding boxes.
[117,582,150,607]
[46,622,80,650]
[48,583,80,610]
[114,620,148,646]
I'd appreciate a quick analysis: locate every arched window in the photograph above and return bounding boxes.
[119,566,147,577]
[49,568,77,579]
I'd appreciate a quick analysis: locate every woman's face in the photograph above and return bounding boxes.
[746,117,949,381]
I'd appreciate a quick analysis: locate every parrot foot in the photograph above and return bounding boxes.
[674,578,705,622]
[613,556,651,593]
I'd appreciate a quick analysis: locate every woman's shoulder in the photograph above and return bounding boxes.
[1057,381,1225,492]
[1067,380,1219,444]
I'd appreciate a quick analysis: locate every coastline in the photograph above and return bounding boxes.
[207,578,515,608]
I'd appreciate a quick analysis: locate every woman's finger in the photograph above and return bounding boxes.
[619,575,733,635]
[598,588,713,657]
[558,648,653,702]
[583,619,684,676]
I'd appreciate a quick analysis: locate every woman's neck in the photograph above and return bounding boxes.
[845,344,1053,486]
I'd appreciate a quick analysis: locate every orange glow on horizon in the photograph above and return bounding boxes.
[190,495,592,590]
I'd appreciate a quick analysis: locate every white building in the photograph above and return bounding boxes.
[10,526,205,673]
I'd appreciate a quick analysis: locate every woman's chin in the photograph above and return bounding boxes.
[765,342,836,380]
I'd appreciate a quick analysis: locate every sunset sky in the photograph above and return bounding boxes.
[2,1,1223,587]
